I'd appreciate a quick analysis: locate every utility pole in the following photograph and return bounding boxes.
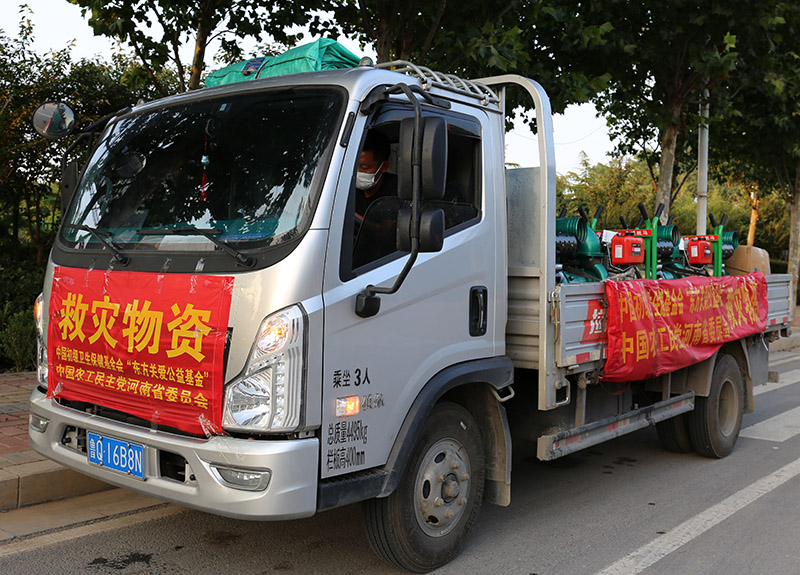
[696,88,709,235]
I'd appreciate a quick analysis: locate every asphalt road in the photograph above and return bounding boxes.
[2,350,800,575]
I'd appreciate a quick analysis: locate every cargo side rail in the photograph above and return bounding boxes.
[554,282,606,370]
[765,273,793,332]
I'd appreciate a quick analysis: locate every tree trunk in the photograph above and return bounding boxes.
[375,7,393,62]
[747,189,759,246]
[655,118,680,224]
[787,160,800,315]
[188,18,212,90]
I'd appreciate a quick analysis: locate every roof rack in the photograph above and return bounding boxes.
[375,61,500,108]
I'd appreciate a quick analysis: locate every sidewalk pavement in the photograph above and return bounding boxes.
[0,373,112,512]
[2,316,799,512]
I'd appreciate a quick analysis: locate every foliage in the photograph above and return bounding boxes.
[0,302,36,372]
[69,0,305,93]
[303,1,614,114]
[0,14,72,264]
[709,2,800,302]
[0,12,154,370]
[0,247,46,371]
[581,0,784,220]
[68,1,617,114]
[0,10,160,264]
[557,156,786,256]
[558,155,654,230]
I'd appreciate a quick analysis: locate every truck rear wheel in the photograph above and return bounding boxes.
[362,401,485,572]
[655,412,693,453]
[688,354,744,458]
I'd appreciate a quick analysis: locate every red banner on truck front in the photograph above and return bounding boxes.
[603,273,767,382]
[48,267,234,435]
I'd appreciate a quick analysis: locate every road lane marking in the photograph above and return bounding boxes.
[740,405,800,442]
[754,369,800,396]
[592,456,800,575]
[0,505,184,558]
[769,355,800,368]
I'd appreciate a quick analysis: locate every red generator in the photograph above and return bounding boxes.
[611,233,646,265]
[686,237,713,265]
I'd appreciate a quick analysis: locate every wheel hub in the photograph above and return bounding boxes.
[414,438,470,537]
[442,476,460,501]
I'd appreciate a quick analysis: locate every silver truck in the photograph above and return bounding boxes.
[29,60,793,572]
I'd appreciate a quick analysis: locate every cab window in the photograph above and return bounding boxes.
[341,108,482,279]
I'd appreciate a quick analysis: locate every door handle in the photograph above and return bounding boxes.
[469,286,488,336]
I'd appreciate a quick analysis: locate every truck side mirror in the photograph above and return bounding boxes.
[397,205,445,253]
[397,116,448,201]
[61,160,79,215]
[32,102,76,140]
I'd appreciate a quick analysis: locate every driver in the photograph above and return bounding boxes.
[355,131,396,223]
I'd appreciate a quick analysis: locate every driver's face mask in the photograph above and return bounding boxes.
[355,163,385,190]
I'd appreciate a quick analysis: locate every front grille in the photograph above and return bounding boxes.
[56,397,200,438]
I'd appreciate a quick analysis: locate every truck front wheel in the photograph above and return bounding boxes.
[688,354,744,458]
[363,401,485,572]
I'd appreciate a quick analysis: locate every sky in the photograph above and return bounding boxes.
[1,0,616,175]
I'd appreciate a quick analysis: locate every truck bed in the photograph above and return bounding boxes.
[506,273,794,374]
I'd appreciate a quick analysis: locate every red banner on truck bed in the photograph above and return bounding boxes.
[48,267,234,435]
[603,273,767,382]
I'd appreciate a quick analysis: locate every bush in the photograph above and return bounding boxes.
[0,303,36,372]
[0,260,45,313]
[771,259,788,274]
[0,256,45,371]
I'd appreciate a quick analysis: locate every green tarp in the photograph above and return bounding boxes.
[205,39,360,88]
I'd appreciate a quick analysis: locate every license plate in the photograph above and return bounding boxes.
[87,432,145,480]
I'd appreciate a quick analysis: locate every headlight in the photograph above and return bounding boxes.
[222,305,306,433]
[34,293,48,387]
[34,293,43,335]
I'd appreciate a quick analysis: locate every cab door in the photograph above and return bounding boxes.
[320,105,500,478]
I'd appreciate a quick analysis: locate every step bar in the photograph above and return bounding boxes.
[537,392,695,460]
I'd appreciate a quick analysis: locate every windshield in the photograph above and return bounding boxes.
[61,88,343,253]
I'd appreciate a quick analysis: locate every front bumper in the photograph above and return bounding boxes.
[28,387,319,520]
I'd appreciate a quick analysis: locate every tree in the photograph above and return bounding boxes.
[0,11,153,369]
[0,9,157,265]
[558,156,758,251]
[558,155,655,230]
[0,15,71,263]
[308,1,530,70]
[710,3,800,304]
[69,0,303,94]
[576,0,769,223]
[305,1,614,114]
[69,0,620,120]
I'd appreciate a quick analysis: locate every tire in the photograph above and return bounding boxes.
[362,402,485,572]
[688,354,744,458]
[656,412,694,453]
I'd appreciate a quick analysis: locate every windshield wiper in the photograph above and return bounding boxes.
[137,226,255,268]
[64,224,129,266]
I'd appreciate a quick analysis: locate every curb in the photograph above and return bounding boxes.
[0,371,113,512]
[0,459,113,512]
